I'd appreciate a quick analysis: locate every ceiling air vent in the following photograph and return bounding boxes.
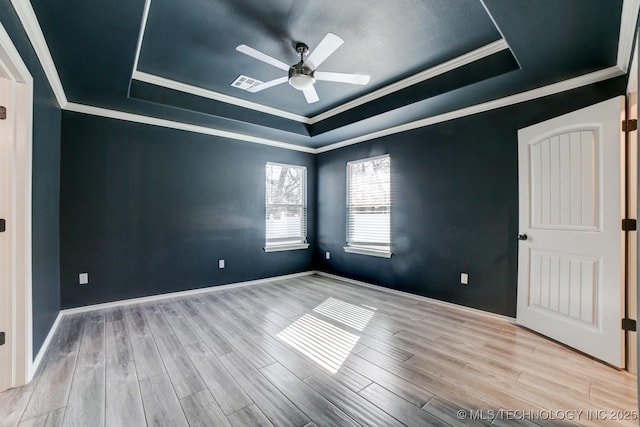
[231,75,263,90]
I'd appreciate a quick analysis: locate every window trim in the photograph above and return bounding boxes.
[344,154,392,258]
[264,162,309,252]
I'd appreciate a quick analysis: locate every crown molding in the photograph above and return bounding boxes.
[130,0,152,78]
[132,70,310,123]
[317,66,624,153]
[133,39,509,126]
[308,39,510,124]
[65,66,626,155]
[130,0,510,125]
[617,0,640,72]
[9,0,637,154]
[63,102,316,153]
[10,0,67,107]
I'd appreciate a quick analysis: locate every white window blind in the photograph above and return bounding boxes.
[265,162,307,250]
[346,155,391,256]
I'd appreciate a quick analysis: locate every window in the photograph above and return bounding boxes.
[345,155,391,258]
[265,162,309,252]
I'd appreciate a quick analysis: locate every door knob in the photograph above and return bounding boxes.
[517,234,528,241]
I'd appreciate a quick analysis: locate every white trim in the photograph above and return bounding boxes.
[0,25,31,84]
[63,102,316,154]
[308,39,509,124]
[131,0,152,78]
[60,271,315,315]
[132,39,509,125]
[132,71,309,123]
[317,66,624,153]
[343,246,392,258]
[9,0,637,156]
[0,21,34,389]
[617,0,640,72]
[9,0,67,108]
[29,311,61,378]
[62,66,625,155]
[264,243,310,252]
[315,271,515,322]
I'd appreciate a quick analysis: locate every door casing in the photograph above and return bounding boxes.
[0,21,34,390]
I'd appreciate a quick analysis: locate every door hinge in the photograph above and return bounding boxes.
[0,218,5,232]
[0,106,5,120]
[0,332,4,346]
[622,218,637,231]
[622,119,638,132]
[622,318,637,331]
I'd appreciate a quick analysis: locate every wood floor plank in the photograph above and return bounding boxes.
[0,388,32,427]
[139,374,189,427]
[157,299,202,346]
[105,356,145,427]
[343,354,433,407]
[62,311,106,427]
[260,362,360,427]
[211,294,319,379]
[304,372,404,427]
[180,390,232,427]
[172,298,235,357]
[154,334,206,398]
[227,404,274,427]
[104,306,146,427]
[183,342,252,415]
[21,315,84,420]
[123,306,165,380]
[218,352,309,427]
[358,382,447,426]
[18,408,64,427]
[189,297,276,368]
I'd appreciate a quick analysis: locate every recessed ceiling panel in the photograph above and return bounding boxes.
[137,0,502,116]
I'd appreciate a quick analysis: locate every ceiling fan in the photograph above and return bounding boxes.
[236,33,370,104]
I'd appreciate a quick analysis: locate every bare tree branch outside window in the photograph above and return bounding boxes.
[266,163,307,246]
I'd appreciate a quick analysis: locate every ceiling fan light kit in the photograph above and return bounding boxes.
[288,42,316,90]
[236,33,370,104]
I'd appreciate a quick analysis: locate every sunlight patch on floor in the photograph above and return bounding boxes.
[313,297,375,331]
[277,298,376,373]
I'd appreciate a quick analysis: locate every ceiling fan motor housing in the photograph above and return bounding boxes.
[288,62,315,90]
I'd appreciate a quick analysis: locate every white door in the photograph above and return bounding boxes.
[517,96,625,368]
[0,76,13,391]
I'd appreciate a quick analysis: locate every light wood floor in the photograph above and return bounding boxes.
[0,275,637,426]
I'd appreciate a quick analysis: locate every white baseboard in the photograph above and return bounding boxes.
[29,311,62,379]
[60,271,315,315]
[315,271,515,322]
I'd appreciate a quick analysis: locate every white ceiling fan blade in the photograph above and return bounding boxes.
[305,33,343,69]
[315,72,370,85]
[247,77,288,93]
[302,86,320,103]
[236,45,290,71]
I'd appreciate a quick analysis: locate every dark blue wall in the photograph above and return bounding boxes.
[60,112,315,308]
[0,3,62,355]
[315,77,627,317]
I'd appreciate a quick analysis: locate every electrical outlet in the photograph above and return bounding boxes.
[219,259,225,269]
[460,272,469,285]
[325,251,331,260]
[79,272,89,285]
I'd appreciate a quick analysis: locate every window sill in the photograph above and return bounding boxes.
[264,243,310,252]
[343,246,392,258]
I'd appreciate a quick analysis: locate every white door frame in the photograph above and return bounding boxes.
[626,32,638,375]
[0,21,34,388]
